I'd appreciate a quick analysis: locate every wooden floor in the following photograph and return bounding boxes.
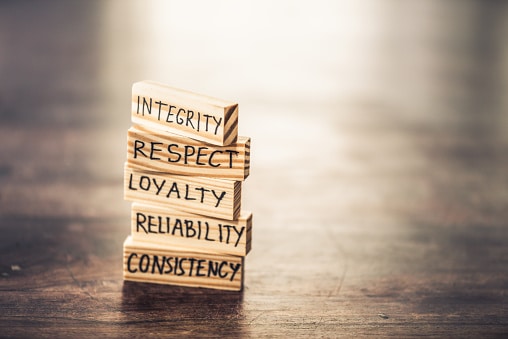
[1,1,507,337]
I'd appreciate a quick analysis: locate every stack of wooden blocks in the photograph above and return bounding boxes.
[123,81,252,291]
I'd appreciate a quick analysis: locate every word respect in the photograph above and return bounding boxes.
[133,139,239,168]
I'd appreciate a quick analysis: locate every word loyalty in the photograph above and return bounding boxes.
[135,212,245,247]
[128,173,226,208]
[136,96,222,135]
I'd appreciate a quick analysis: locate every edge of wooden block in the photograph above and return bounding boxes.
[124,164,242,220]
[126,125,250,180]
[130,202,253,256]
[131,81,238,146]
[123,236,244,291]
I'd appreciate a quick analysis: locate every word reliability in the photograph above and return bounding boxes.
[135,212,245,247]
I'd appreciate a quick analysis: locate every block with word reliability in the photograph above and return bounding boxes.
[123,236,244,291]
[131,203,252,256]
[127,125,250,180]
[124,165,241,220]
[132,80,238,146]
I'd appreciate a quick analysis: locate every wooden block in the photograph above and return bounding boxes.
[130,202,252,256]
[124,165,241,220]
[123,236,244,291]
[127,125,250,180]
[132,80,238,146]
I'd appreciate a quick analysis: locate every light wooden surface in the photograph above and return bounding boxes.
[131,202,252,256]
[124,165,242,220]
[1,1,508,337]
[127,125,250,180]
[132,80,239,146]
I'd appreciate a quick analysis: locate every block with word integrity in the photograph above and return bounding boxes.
[127,125,250,180]
[123,236,244,291]
[131,203,252,256]
[132,80,238,146]
[124,165,241,220]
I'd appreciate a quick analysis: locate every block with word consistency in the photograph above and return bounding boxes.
[132,81,238,146]
[123,236,244,291]
[131,203,252,256]
[127,125,250,180]
[124,165,242,220]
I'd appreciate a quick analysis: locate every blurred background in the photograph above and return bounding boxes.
[1,0,506,222]
[1,0,507,336]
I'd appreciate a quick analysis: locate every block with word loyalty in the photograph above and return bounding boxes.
[127,125,250,180]
[131,203,252,256]
[124,165,241,220]
[123,236,244,291]
[132,81,238,146]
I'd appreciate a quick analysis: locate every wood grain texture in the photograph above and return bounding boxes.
[127,125,250,180]
[131,202,252,256]
[132,80,238,146]
[123,236,244,291]
[124,165,242,220]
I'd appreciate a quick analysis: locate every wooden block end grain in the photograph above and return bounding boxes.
[123,236,244,291]
[131,202,252,256]
[131,80,238,146]
[127,125,250,180]
[124,164,242,220]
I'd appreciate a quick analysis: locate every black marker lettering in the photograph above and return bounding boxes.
[212,190,226,207]
[148,215,158,234]
[196,146,207,166]
[139,176,151,191]
[166,182,180,198]
[172,219,183,237]
[167,105,176,123]
[188,258,196,277]
[212,116,223,135]
[229,263,241,281]
[196,259,206,277]
[155,101,168,120]
[195,187,210,203]
[152,255,164,274]
[150,142,163,160]
[234,226,245,247]
[226,150,239,168]
[204,222,214,242]
[208,150,222,167]
[152,179,166,195]
[167,143,182,162]
[136,213,148,233]
[186,110,195,129]
[176,108,185,124]
[127,253,138,273]
[133,140,146,159]
[185,184,196,201]
[185,220,196,237]
[142,97,152,116]
[139,254,150,273]
[184,145,195,165]
[203,114,212,132]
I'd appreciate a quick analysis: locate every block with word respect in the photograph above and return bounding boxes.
[127,125,250,180]
[132,81,238,146]
[131,203,252,256]
[123,236,244,291]
[124,165,241,220]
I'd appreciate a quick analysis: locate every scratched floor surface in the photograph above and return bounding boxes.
[1,1,507,337]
